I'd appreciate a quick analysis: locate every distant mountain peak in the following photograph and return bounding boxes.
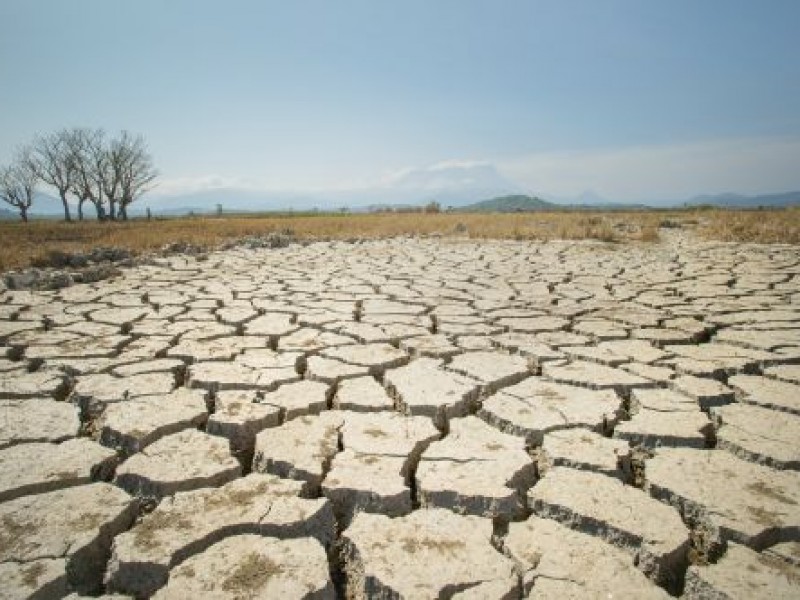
[457,194,555,212]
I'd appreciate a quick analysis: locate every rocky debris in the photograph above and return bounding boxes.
[529,467,689,590]
[383,358,480,429]
[0,438,117,502]
[646,448,800,553]
[252,413,343,496]
[114,429,241,499]
[537,428,631,479]
[97,388,209,456]
[71,372,176,419]
[542,360,655,394]
[106,474,334,597]
[445,350,532,393]
[322,411,439,524]
[479,377,623,444]
[341,508,518,599]
[0,483,137,595]
[152,535,334,599]
[416,416,536,520]
[332,376,394,412]
[0,398,80,448]
[728,374,800,415]
[504,515,670,598]
[683,542,800,599]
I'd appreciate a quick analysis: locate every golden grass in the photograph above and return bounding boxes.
[0,208,796,272]
[698,207,800,244]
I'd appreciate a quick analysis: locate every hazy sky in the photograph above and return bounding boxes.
[1,0,799,201]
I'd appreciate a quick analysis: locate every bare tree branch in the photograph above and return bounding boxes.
[0,148,38,223]
[31,130,76,222]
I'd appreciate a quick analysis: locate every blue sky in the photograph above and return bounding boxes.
[1,0,799,202]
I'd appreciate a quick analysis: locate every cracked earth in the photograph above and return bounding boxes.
[1,233,799,598]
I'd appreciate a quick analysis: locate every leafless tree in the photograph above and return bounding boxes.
[0,148,38,222]
[113,131,158,220]
[67,128,107,221]
[30,130,76,222]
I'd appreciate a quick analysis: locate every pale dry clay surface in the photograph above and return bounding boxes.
[1,233,799,599]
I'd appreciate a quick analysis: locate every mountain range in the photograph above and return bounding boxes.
[4,161,799,218]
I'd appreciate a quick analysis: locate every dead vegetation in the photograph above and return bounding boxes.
[0,208,796,272]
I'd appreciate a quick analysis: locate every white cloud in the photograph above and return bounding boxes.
[496,136,800,201]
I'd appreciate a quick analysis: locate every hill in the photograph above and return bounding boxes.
[457,194,556,212]
[684,191,800,208]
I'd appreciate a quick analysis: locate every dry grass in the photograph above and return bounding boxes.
[698,207,800,244]
[0,208,796,272]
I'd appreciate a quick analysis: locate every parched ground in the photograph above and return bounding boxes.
[1,232,799,598]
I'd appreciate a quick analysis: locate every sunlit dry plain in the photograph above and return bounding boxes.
[1,208,799,272]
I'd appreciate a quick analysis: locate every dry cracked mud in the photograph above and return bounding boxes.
[1,234,799,598]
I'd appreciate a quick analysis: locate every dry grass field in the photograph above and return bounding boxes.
[0,208,797,272]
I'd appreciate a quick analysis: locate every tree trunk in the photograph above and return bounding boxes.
[108,198,117,220]
[78,198,85,221]
[94,202,106,221]
[19,207,28,223]
[120,203,128,220]
[59,190,72,222]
